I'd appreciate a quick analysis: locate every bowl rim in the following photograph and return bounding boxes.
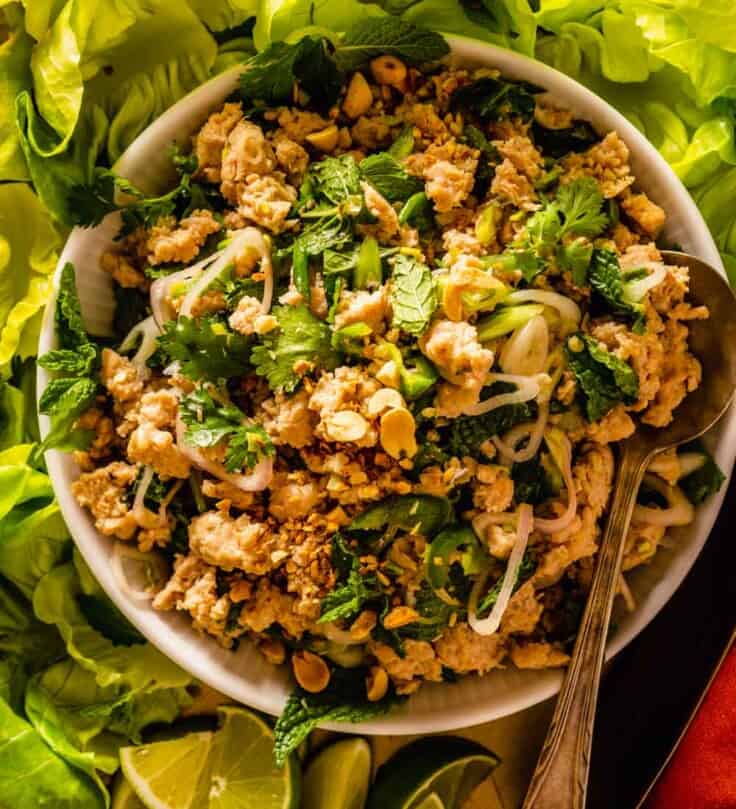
[38,34,735,735]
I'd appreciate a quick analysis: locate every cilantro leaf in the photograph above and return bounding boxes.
[240,37,342,108]
[451,77,539,123]
[389,254,437,335]
[565,333,639,422]
[251,304,341,392]
[179,386,274,473]
[556,178,608,238]
[335,18,449,71]
[359,152,423,203]
[158,316,252,381]
[679,442,726,505]
[588,248,643,320]
[274,667,402,767]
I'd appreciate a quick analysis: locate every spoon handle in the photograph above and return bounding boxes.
[522,441,652,809]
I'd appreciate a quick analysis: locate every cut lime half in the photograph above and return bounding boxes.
[120,706,299,809]
[366,737,500,809]
[302,738,371,809]
[111,774,146,809]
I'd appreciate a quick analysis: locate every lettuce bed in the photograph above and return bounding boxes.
[0,2,735,807]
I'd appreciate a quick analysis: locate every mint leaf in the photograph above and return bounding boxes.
[240,37,341,108]
[679,442,726,505]
[310,155,362,205]
[360,152,423,203]
[589,249,644,321]
[319,568,383,624]
[335,19,449,71]
[251,304,341,392]
[389,254,437,335]
[451,77,539,122]
[55,263,90,350]
[158,316,252,381]
[294,213,354,256]
[273,667,402,767]
[565,333,639,421]
[38,344,97,376]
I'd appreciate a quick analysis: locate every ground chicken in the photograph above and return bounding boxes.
[491,159,537,209]
[510,641,569,669]
[406,140,479,212]
[534,100,574,130]
[494,135,543,180]
[434,623,507,674]
[334,286,390,334]
[228,295,264,335]
[620,191,666,238]
[127,422,191,479]
[534,506,599,587]
[642,319,701,427]
[562,132,634,198]
[612,222,640,252]
[99,250,146,289]
[623,521,666,570]
[473,465,514,513]
[501,581,544,635]
[188,510,271,573]
[75,408,115,460]
[231,173,296,233]
[145,210,220,266]
[220,120,276,203]
[420,319,493,387]
[271,131,309,183]
[371,639,443,694]
[591,321,664,412]
[586,404,636,444]
[268,470,324,522]
[308,366,381,436]
[153,555,235,644]
[270,108,330,143]
[396,102,449,140]
[100,349,143,403]
[201,479,256,511]
[194,102,243,183]
[350,115,392,150]
[260,389,317,449]
[238,579,313,638]
[573,443,614,518]
[359,182,400,241]
[72,461,139,539]
[442,228,484,257]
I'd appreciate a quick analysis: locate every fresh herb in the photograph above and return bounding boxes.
[273,666,403,766]
[323,243,398,277]
[588,248,644,321]
[251,304,341,392]
[349,494,452,539]
[388,124,415,160]
[555,178,609,238]
[37,264,100,454]
[240,36,342,108]
[565,333,639,422]
[478,552,536,616]
[335,18,449,71]
[463,125,498,196]
[389,253,437,335]
[293,211,354,256]
[179,387,274,473]
[451,77,540,123]
[310,155,362,205]
[511,459,556,505]
[113,285,151,343]
[319,565,382,624]
[158,316,252,381]
[531,120,598,158]
[359,152,423,203]
[399,579,461,642]
[398,192,434,232]
[679,442,726,505]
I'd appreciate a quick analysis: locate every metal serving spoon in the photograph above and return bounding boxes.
[522,251,736,809]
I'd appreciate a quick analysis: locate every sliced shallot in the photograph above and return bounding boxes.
[493,403,549,464]
[468,503,534,636]
[499,314,549,376]
[120,316,160,370]
[505,289,581,324]
[150,249,224,327]
[633,474,695,527]
[534,428,577,534]
[464,373,541,417]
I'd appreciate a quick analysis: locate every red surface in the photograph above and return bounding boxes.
[646,642,736,809]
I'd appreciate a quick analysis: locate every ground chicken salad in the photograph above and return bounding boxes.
[40,24,725,728]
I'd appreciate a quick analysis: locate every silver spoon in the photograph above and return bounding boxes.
[522,251,736,809]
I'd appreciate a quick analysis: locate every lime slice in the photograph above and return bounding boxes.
[120,706,299,809]
[111,774,146,809]
[414,794,445,809]
[302,738,371,809]
[120,732,214,809]
[207,706,300,809]
[366,737,500,809]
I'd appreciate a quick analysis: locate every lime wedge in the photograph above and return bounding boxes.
[207,706,300,809]
[119,706,299,809]
[111,774,146,809]
[366,737,500,809]
[120,732,213,809]
[302,738,371,809]
[414,794,445,809]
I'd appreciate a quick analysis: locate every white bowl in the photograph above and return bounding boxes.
[39,36,735,734]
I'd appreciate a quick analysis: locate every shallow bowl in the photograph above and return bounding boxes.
[38,35,736,734]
